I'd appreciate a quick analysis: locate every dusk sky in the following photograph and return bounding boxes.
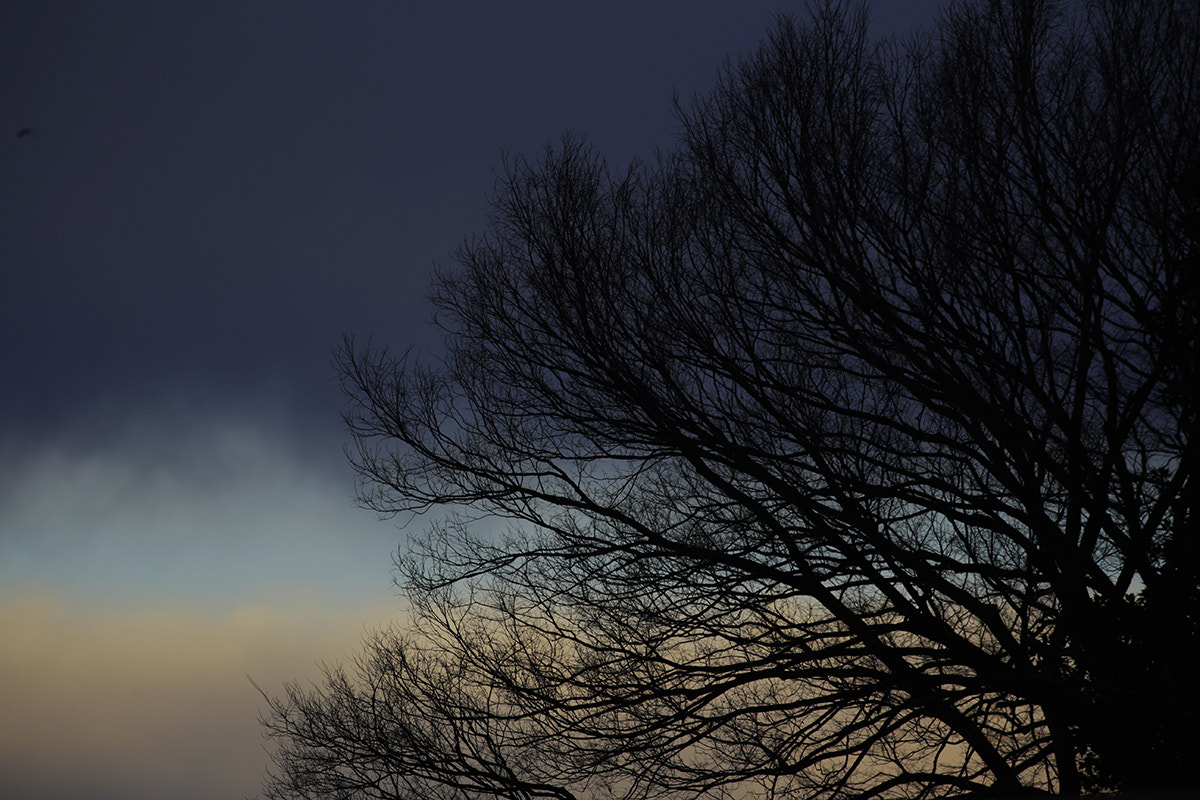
[1,2,940,798]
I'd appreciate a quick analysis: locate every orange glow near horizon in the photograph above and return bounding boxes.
[0,589,400,800]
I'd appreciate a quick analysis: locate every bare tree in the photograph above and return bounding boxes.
[260,1,1199,797]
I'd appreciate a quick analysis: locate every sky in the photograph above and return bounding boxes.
[0,2,941,798]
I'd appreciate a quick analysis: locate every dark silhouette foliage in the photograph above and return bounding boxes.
[259,1,1199,797]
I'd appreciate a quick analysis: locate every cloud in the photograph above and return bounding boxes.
[0,590,400,800]
[0,395,400,605]
[0,396,409,798]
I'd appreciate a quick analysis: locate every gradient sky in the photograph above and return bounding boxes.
[0,2,941,798]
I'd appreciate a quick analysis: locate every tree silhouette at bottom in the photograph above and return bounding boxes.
[259,1,1199,797]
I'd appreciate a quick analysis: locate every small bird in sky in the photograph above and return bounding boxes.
[17,128,34,138]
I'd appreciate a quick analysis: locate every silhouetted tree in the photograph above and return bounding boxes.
[260,1,1199,797]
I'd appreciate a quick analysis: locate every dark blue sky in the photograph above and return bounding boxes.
[2,1,940,438]
[4,1,808,435]
[0,3,942,798]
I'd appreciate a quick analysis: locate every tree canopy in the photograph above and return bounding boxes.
[259,1,1199,797]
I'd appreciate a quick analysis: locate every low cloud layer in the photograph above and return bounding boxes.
[0,395,398,603]
[0,398,406,799]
